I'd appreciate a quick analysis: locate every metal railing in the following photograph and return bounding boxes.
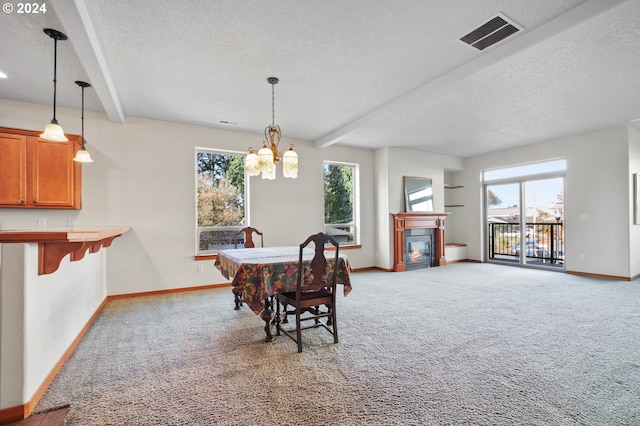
[197,225,243,253]
[489,222,564,265]
[324,223,356,245]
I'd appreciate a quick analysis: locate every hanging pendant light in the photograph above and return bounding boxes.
[73,81,93,163]
[245,147,260,176]
[40,28,69,142]
[282,144,298,178]
[245,77,298,179]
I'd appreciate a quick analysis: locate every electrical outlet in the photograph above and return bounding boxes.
[579,254,585,261]
[67,218,75,228]
[38,218,46,228]
[197,265,204,273]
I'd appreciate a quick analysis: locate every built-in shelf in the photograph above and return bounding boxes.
[445,184,464,208]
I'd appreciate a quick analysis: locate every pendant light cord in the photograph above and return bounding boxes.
[81,85,85,148]
[271,82,275,127]
[52,37,58,123]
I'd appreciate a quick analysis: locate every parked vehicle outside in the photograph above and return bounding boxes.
[512,241,549,258]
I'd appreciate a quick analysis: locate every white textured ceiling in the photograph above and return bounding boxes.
[1,0,639,157]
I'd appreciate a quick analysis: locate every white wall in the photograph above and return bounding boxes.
[0,243,106,408]
[455,127,631,278]
[0,99,376,295]
[628,127,640,278]
[374,148,390,269]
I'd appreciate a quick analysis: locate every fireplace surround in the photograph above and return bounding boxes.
[392,212,448,272]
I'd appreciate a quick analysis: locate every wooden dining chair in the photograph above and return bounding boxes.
[234,227,263,249]
[276,232,339,352]
[232,227,264,309]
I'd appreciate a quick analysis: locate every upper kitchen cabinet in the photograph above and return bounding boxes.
[0,127,82,209]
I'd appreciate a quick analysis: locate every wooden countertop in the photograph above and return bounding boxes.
[0,226,132,243]
[0,226,132,275]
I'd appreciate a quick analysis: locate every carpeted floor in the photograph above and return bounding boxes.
[34,263,640,425]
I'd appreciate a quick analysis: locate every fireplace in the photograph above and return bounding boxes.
[405,229,434,270]
[392,212,448,272]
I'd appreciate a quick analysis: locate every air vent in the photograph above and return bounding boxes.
[460,14,521,50]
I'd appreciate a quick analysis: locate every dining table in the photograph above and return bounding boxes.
[214,246,352,341]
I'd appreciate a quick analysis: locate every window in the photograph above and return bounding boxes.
[324,161,358,245]
[484,159,566,181]
[196,149,247,254]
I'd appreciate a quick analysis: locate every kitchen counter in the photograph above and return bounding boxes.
[0,226,132,275]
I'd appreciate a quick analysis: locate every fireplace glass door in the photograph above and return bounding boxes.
[405,229,433,270]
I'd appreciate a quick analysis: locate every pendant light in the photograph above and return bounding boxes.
[245,77,298,179]
[73,81,93,163]
[40,28,69,142]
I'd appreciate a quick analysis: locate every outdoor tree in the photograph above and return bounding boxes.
[196,152,245,197]
[487,189,502,207]
[553,193,564,221]
[324,165,353,224]
[197,174,244,227]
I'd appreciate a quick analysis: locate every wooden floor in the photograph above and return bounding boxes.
[5,407,69,426]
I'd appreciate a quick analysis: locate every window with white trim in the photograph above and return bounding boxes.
[324,161,359,245]
[196,149,247,254]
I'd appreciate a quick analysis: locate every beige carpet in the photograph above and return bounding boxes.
[35,263,640,425]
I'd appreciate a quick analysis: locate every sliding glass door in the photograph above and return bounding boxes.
[522,178,564,267]
[485,161,565,269]
[487,182,522,264]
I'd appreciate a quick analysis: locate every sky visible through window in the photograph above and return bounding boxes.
[485,160,565,209]
[484,159,566,181]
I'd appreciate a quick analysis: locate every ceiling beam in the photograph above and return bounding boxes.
[51,0,125,124]
[313,0,626,149]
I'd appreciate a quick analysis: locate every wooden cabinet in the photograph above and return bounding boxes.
[0,127,82,209]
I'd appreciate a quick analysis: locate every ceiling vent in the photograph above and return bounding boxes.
[460,14,521,50]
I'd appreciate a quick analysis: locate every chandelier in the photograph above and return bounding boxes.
[245,77,298,179]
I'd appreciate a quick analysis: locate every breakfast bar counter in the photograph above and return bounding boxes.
[0,226,132,275]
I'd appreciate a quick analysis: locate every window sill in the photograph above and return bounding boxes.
[195,254,217,261]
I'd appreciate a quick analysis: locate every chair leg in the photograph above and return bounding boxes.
[296,310,303,353]
[275,299,281,336]
[232,287,243,310]
[332,305,338,343]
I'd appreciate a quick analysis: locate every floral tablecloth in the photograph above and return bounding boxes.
[214,246,352,314]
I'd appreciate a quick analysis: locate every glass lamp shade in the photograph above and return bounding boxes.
[40,122,68,142]
[73,149,93,163]
[245,150,260,176]
[261,162,276,180]
[282,145,298,178]
[257,144,274,172]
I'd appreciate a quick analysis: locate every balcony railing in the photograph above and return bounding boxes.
[488,222,564,265]
[324,223,356,245]
[197,225,243,254]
